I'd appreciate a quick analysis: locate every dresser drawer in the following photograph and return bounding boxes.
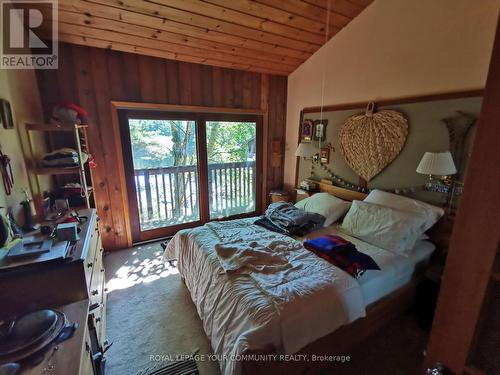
[89,271,104,307]
[89,246,104,299]
[88,278,106,349]
[84,228,99,288]
[79,324,94,375]
[100,286,107,345]
[93,302,105,347]
[89,242,103,288]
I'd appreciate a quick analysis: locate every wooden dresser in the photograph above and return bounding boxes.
[0,209,108,374]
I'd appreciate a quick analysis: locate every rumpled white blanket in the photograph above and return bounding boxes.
[164,218,366,375]
[215,239,295,273]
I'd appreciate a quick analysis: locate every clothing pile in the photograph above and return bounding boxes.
[255,201,325,236]
[40,148,87,168]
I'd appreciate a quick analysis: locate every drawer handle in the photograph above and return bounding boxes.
[91,289,99,296]
[101,268,105,273]
[89,303,100,312]
[87,262,93,268]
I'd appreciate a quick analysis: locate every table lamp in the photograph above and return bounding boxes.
[295,142,316,159]
[416,151,457,189]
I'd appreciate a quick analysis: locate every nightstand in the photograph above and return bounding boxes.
[295,188,318,202]
[415,262,444,331]
[269,190,290,203]
[427,215,455,255]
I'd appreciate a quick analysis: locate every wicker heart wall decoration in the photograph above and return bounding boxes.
[339,102,408,181]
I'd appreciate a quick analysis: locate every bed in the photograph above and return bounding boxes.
[163,183,439,375]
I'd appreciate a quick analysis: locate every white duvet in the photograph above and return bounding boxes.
[164,218,366,375]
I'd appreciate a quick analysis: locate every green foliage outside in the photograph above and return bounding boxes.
[128,119,256,169]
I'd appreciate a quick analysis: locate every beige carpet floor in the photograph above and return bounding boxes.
[104,242,429,375]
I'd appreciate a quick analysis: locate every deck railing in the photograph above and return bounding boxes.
[134,161,256,230]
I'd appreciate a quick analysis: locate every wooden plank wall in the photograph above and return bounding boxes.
[36,43,287,250]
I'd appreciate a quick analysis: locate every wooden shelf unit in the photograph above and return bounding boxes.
[25,122,81,132]
[34,167,81,175]
[26,123,92,209]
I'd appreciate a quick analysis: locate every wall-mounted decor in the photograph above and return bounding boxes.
[0,144,14,195]
[297,92,482,206]
[300,119,314,142]
[319,147,330,164]
[313,119,328,142]
[339,102,408,181]
[0,99,14,129]
[441,111,477,180]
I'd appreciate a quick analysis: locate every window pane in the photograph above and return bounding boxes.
[128,119,200,231]
[205,121,257,219]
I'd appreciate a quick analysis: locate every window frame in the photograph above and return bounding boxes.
[118,109,263,243]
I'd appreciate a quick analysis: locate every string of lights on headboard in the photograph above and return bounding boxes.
[312,162,419,196]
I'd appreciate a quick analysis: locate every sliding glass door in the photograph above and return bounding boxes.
[119,110,262,242]
[205,117,258,219]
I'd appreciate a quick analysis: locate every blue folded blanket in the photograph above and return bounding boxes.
[304,235,380,278]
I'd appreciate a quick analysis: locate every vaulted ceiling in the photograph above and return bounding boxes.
[42,0,373,76]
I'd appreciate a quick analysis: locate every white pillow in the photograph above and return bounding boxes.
[341,200,428,256]
[364,189,444,231]
[295,193,351,227]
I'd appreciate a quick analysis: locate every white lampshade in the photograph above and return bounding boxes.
[416,151,457,176]
[295,142,316,157]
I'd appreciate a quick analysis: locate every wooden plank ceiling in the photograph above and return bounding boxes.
[40,0,372,76]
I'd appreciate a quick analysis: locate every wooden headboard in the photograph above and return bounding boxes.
[317,181,367,201]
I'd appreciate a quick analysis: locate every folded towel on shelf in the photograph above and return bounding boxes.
[41,157,79,167]
[40,148,87,168]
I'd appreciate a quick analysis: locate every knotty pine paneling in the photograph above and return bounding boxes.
[37,43,287,250]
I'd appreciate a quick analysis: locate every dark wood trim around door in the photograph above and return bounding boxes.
[118,110,203,242]
[196,116,210,224]
[110,101,264,115]
[199,112,264,220]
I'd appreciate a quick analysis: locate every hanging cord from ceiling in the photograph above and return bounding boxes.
[318,0,332,149]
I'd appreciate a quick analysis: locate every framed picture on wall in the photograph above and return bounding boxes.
[301,119,314,141]
[313,119,328,141]
[0,99,14,129]
[320,147,330,164]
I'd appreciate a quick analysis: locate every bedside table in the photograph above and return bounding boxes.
[415,263,444,331]
[269,190,290,203]
[295,188,318,202]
